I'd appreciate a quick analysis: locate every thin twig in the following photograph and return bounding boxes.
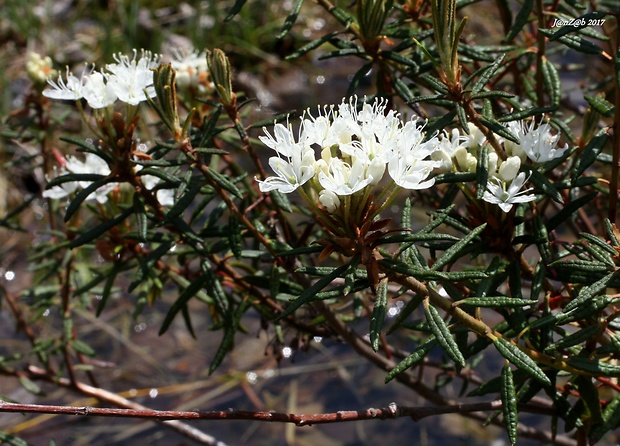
[22,366,225,446]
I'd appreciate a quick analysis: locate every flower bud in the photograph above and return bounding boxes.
[487,151,499,176]
[367,157,386,185]
[207,49,235,108]
[319,189,341,213]
[497,156,521,182]
[26,52,56,86]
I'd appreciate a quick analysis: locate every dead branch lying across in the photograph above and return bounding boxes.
[0,399,546,425]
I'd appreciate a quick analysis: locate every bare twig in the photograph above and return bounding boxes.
[22,366,225,446]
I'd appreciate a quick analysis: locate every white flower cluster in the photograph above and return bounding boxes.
[43,153,117,204]
[26,52,56,85]
[257,97,441,213]
[42,50,160,108]
[169,48,212,93]
[431,120,568,212]
[43,149,174,207]
[258,98,569,215]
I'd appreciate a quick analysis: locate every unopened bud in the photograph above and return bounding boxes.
[207,49,235,107]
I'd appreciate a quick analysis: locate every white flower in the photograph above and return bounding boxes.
[317,157,373,195]
[82,71,117,109]
[170,48,210,90]
[257,123,315,193]
[105,50,160,105]
[464,122,487,149]
[519,120,569,163]
[503,121,527,161]
[431,128,468,172]
[43,66,88,101]
[482,172,536,212]
[388,120,440,189]
[44,153,117,203]
[135,162,175,207]
[42,167,78,200]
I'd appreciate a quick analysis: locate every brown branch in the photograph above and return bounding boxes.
[0,399,546,425]
[1,368,576,446]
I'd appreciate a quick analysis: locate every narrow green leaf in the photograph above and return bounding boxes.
[285,31,341,60]
[493,337,551,385]
[501,365,518,445]
[419,73,449,94]
[71,339,96,356]
[386,293,424,335]
[204,262,230,316]
[431,223,487,271]
[379,259,445,279]
[401,197,412,230]
[546,192,597,231]
[204,167,244,199]
[568,356,620,377]
[370,279,388,352]
[580,232,618,256]
[459,296,536,307]
[479,116,519,143]
[498,106,556,122]
[385,337,438,383]
[0,431,30,446]
[576,375,604,426]
[64,177,115,222]
[472,54,506,94]
[382,50,419,69]
[343,257,361,296]
[59,136,112,161]
[571,129,608,180]
[181,304,196,339]
[563,270,619,313]
[541,57,561,107]
[521,165,562,203]
[96,266,119,316]
[224,0,247,21]
[544,325,601,353]
[540,29,606,55]
[424,301,465,367]
[434,171,477,184]
[209,323,235,374]
[267,189,293,213]
[455,102,468,132]
[589,392,620,443]
[46,173,106,189]
[584,95,615,117]
[277,0,303,39]
[133,193,147,241]
[159,273,210,335]
[470,90,515,100]
[197,105,223,149]
[504,0,533,42]
[69,207,134,248]
[393,77,415,104]
[277,263,349,320]
[346,62,374,97]
[136,167,183,187]
[228,214,242,258]
[18,376,44,396]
